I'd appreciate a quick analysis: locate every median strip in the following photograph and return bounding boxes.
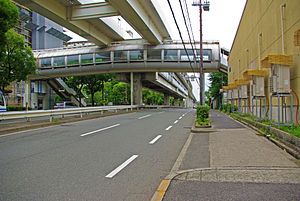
[149,135,162,144]
[80,124,120,137]
[105,155,138,178]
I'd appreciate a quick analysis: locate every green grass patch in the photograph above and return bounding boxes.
[231,112,300,139]
[196,118,211,125]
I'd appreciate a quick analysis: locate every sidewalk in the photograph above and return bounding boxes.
[163,110,300,201]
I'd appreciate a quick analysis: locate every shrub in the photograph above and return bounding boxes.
[197,105,210,122]
[7,106,32,111]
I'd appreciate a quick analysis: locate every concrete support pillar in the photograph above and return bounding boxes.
[25,80,30,109]
[179,99,184,107]
[131,73,143,105]
[185,97,193,108]
[174,98,179,106]
[164,94,170,105]
[130,72,133,105]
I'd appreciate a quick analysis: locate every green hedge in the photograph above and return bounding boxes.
[196,105,210,122]
[221,103,238,113]
[7,106,32,111]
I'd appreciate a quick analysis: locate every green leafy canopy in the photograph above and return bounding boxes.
[0,29,36,91]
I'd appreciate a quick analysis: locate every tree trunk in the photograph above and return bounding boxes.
[101,81,105,106]
[91,92,95,106]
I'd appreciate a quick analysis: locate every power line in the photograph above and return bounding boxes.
[178,0,197,62]
[183,0,197,46]
[167,0,200,86]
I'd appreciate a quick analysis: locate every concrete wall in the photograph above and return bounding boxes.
[228,0,300,123]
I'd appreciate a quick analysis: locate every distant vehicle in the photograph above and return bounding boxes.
[54,101,77,109]
[0,90,6,112]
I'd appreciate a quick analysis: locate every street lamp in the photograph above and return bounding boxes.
[192,0,210,105]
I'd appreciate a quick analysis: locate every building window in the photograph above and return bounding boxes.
[95,52,110,62]
[114,51,127,61]
[129,50,144,61]
[81,54,93,64]
[164,49,178,61]
[147,49,161,61]
[180,50,195,61]
[54,56,65,66]
[67,55,79,65]
[40,58,51,67]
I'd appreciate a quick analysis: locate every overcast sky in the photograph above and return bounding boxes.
[153,0,247,100]
[66,0,247,101]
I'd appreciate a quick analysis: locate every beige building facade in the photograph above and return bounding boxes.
[227,0,300,124]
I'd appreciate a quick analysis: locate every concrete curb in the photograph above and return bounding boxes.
[171,166,300,184]
[191,126,217,133]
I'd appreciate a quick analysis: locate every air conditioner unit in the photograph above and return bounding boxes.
[232,88,239,99]
[223,91,228,100]
[269,64,290,94]
[239,85,248,98]
[269,75,277,94]
[261,54,292,94]
[228,89,232,99]
[251,76,265,96]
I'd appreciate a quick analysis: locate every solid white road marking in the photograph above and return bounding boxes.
[80,124,120,137]
[174,120,178,124]
[105,155,139,178]
[149,135,162,144]
[138,114,152,120]
[165,126,172,131]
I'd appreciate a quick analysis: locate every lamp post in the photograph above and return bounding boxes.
[192,0,210,105]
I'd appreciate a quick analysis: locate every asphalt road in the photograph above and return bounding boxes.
[0,108,195,201]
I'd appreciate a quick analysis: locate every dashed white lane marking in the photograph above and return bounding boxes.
[105,155,138,178]
[179,116,182,120]
[174,120,178,124]
[138,114,152,120]
[165,126,172,131]
[80,124,120,137]
[149,135,162,144]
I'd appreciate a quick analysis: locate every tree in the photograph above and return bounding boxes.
[112,82,128,104]
[66,76,86,106]
[0,0,19,56]
[84,75,102,106]
[208,72,228,108]
[99,74,114,105]
[0,29,36,92]
[142,89,164,105]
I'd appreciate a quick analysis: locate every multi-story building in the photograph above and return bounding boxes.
[227,0,300,124]
[9,1,72,109]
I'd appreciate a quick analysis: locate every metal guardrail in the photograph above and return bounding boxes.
[0,105,139,122]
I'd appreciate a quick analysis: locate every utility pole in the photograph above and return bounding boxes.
[192,0,210,105]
